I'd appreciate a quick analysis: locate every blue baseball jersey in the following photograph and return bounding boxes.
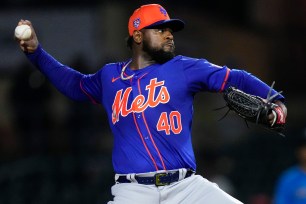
[27,45,284,174]
[274,166,306,204]
[80,56,230,174]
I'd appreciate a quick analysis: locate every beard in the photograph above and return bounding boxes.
[142,39,175,64]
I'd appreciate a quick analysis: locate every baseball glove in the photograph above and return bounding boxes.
[221,82,286,136]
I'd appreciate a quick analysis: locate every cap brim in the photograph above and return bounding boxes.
[145,19,185,32]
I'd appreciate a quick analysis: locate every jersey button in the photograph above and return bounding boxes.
[137,115,141,118]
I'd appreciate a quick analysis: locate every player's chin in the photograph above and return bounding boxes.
[163,44,175,53]
[153,51,175,64]
[162,48,175,59]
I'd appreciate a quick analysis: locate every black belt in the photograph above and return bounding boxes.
[116,170,194,186]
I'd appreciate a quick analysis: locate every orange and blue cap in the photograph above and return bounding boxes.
[128,4,185,36]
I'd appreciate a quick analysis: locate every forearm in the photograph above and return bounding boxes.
[227,69,285,101]
[227,69,287,127]
[26,45,88,101]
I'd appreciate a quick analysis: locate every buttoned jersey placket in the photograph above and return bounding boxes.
[130,73,166,171]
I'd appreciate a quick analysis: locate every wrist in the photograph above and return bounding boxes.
[273,105,286,126]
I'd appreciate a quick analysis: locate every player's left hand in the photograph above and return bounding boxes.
[222,86,287,136]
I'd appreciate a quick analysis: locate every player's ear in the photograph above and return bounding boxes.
[132,30,142,44]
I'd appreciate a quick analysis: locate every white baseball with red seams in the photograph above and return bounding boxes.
[15,25,32,40]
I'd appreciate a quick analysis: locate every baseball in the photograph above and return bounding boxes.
[15,24,32,40]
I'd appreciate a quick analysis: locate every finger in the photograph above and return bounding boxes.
[17,20,23,26]
[17,19,32,28]
[268,112,274,120]
[20,20,33,29]
[17,19,26,26]
[19,43,27,52]
[23,20,32,25]
[20,40,29,50]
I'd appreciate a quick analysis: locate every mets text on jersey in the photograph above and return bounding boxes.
[111,78,170,124]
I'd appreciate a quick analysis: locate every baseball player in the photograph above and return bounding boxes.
[16,4,287,204]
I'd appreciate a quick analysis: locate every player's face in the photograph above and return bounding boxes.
[142,28,175,64]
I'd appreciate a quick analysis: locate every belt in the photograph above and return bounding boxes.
[116,170,194,186]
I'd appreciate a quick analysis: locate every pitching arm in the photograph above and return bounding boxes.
[27,45,90,101]
[16,19,90,102]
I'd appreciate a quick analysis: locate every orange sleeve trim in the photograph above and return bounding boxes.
[219,68,230,92]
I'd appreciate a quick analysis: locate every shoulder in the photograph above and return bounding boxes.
[99,60,130,74]
[174,55,224,70]
[101,61,125,69]
[174,55,206,62]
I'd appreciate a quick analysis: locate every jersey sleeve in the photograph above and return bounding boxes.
[180,56,284,102]
[26,45,89,102]
[80,70,103,104]
[181,56,230,93]
[226,69,285,102]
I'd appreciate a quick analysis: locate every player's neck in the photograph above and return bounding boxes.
[130,54,156,70]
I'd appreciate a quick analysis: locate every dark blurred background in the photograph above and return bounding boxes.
[0,0,306,203]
